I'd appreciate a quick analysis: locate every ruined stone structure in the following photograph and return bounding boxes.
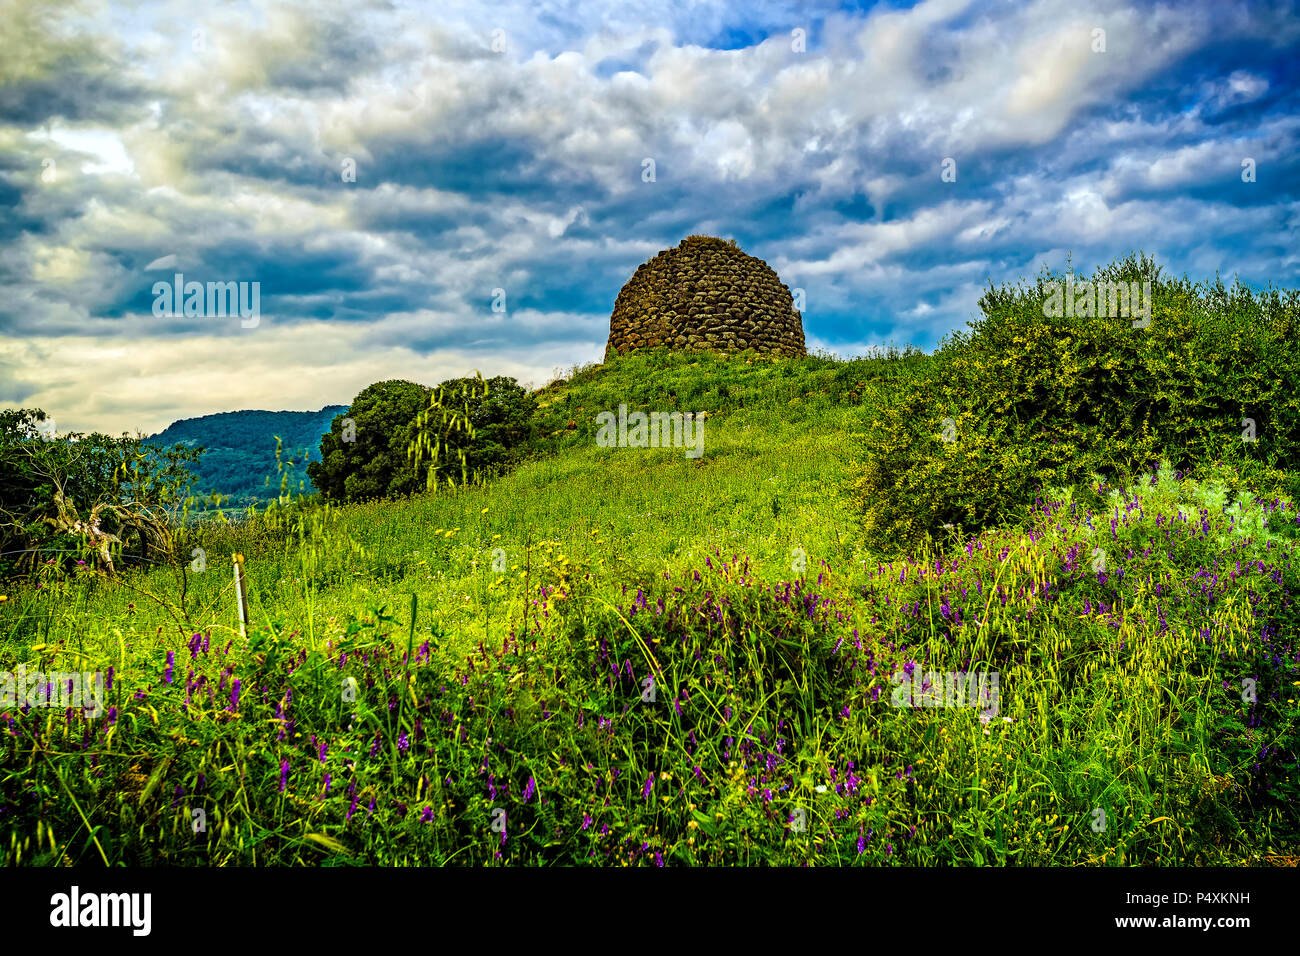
[604,236,806,360]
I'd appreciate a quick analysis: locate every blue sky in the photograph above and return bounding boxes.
[1,0,1297,434]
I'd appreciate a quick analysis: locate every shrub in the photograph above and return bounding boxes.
[0,408,200,576]
[418,375,536,486]
[308,376,537,503]
[308,380,431,502]
[855,253,1300,553]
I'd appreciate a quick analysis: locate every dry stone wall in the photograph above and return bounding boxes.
[605,236,807,360]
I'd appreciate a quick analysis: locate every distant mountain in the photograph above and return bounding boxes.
[147,405,347,506]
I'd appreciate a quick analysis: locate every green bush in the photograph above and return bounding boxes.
[308,380,431,502]
[409,375,537,491]
[855,253,1300,552]
[0,408,200,576]
[308,376,536,503]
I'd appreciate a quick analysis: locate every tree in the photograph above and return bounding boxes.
[308,375,537,502]
[0,408,202,575]
[411,375,537,490]
[307,380,431,502]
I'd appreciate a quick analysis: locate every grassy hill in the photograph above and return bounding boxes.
[2,341,1298,866]
[147,405,347,507]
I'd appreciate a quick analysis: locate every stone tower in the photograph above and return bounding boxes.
[604,236,806,360]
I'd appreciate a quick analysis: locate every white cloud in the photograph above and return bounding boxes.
[0,0,1295,433]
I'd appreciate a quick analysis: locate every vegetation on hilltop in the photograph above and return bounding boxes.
[856,252,1300,549]
[308,376,535,503]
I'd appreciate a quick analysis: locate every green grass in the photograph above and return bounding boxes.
[2,350,1297,866]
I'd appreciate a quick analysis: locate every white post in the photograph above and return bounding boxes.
[233,553,250,639]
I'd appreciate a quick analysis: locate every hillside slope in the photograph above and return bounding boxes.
[147,405,347,505]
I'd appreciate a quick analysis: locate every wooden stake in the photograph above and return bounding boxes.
[233,553,250,639]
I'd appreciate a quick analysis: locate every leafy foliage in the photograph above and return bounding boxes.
[855,253,1300,551]
[0,408,201,575]
[308,380,430,502]
[308,376,536,503]
[411,375,537,491]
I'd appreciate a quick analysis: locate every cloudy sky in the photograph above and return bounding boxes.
[1,0,1297,435]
